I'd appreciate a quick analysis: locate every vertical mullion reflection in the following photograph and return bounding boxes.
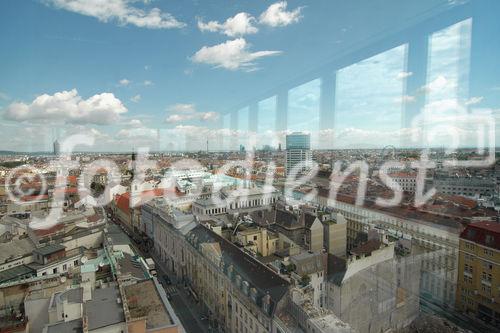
[288,79,321,148]
[237,107,250,151]
[424,18,472,149]
[222,113,231,151]
[335,44,407,148]
[257,96,278,150]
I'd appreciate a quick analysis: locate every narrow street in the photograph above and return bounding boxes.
[105,207,210,333]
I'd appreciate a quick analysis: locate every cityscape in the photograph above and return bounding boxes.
[0,1,500,333]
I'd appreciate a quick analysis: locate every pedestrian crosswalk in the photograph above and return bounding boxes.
[163,285,177,295]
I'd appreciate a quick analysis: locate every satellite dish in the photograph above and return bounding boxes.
[60,276,67,283]
[80,256,88,264]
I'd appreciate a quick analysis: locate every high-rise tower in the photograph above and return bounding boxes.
[285,132,312,175]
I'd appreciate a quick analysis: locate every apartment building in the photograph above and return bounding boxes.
[325,241,421,333]
[147,202,291,332]
[313,192,463,307]
[455,221,500,329]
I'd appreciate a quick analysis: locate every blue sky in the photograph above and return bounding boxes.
[0,0,499,151]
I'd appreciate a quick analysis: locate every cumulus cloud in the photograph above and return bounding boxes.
[130,94,141,103]
[465,96,483,106]
[191,38,281,71]
[47,0,185,29]
[393,95,416,104]
[116,127,156,139]
[119,78,131,86]
[198,12,258,37]
[420,75,456,94]
[165,103,219,123]
[167,103,196,114]
[128,119,143,127]
[259,1,303,27]
[396,71,413,80]
[3,89,127,125]
[143,80,153,86]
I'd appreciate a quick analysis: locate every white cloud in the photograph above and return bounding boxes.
[259,1,303,27]
[3,89,127,125]
[165,103,219,123]
[143,80,153,86]
[128,119,143,127]
[144,65,151,70]
[420,75,456,94]
[119,78,131,86]
[191,38,281,71]
[47,0,185,29]
[130,94,141,103]
[198,12,258,37]
[393,95,416,104]
[396,71,413,80]
[116,127,156,139]
[465,96,483,106]
[167,103,196,114]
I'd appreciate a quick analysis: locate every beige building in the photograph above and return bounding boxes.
[322,213,347,257]
[325,241,421,333]
[455,221,500,329]
[303,213,324,253]
[148,201,290,333]
[235,226,279,257]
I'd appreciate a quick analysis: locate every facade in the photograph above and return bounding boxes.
[389,172,417,193]
[432,176,495,198]
[235,227,279,257]
[148,202,290,333]
[325,241,421,333]
[313,193,462,307]
[192,186,279,218]
[322,213,347,257]
[286,132,312,175]
[455,221,500,329]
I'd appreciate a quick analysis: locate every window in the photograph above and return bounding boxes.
[257,96,277,149]
[335,45,407,148]
[288,79,321,148]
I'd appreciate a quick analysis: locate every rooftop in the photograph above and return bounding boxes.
[460,221,500,250]
[123,279,174,329]
[33,243,66,256]
[0,238,35,263]
[46,319,83,333]
[0,265,34,283]
[84,285,125,331]
[188,224,289,313]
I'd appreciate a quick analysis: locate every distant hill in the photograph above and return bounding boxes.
[0,150,20,155]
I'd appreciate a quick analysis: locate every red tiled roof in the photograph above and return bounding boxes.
[56,176,78,185]
[115,192,130,214]
[351,239,382,255]
[21,194,49,202]
[460,221,500,250]
[54,187,78,194]
[33,223,64,236]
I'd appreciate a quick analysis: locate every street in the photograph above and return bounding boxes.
[105,207,211,333]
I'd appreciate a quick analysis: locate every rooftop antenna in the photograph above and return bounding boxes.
[206,139,209,153]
